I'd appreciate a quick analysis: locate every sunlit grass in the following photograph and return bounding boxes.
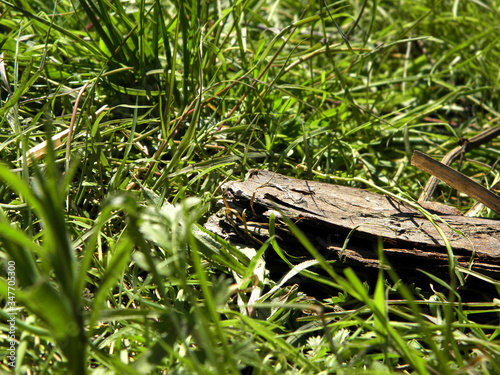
[0,0,499,373]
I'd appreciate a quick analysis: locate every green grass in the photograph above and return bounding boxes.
[0,0,500,373]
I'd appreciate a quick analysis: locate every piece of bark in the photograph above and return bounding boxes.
[206,170,500,279]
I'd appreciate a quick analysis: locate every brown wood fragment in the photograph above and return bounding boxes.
[412,150,500,215]
[466,180,500,217]
[206,170,500,281]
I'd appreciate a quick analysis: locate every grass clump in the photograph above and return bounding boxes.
[0,0,499,373]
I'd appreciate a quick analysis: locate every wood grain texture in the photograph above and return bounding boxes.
[206,170,500,279]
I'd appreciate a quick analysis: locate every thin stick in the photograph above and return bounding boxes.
[65,82,90,171]
[412,150,500,215]
[418,124,500,202]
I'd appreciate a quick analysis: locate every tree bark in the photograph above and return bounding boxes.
[205,170,500,281]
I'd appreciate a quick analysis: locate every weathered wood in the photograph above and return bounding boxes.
[412,150,500,215]
[206,169,500,278]
[418,125,500,202]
